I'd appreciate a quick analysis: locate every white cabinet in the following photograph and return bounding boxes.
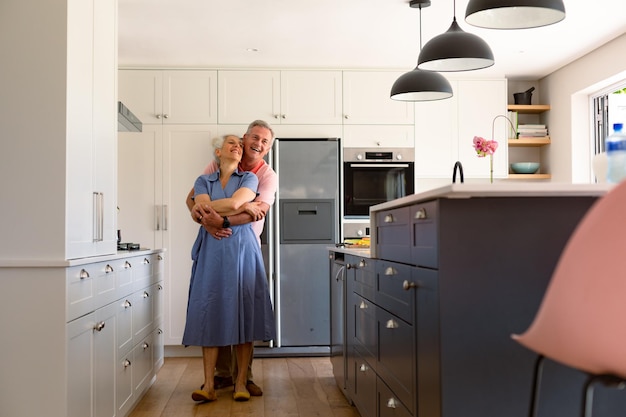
[118,70,218,124]
[118,125,216,346]
[217,70,343,125]
[342,71,414,125]
[342,125,415,148]
[415,79,508,179]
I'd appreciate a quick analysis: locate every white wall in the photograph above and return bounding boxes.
[540,33,626,183]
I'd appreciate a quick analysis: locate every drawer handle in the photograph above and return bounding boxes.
[386,319,399,329]
[158,328,163,335]
[105,264,114,273]
[143,258,150,264]
[358,259,367,268]
[359,364,368,372]
[384,214,394,223]
[123,299,132,308]
[143,291,150,298]
[158,284,163,290]
[403,280,418,291]
[123,359,131,368]
[143,342,150,350]
[124,261,132,269]
[79,269,90,279]
[359,301,368,309]
[158,254,163,261]
[94,321,106,332]
[415,208,427,219]
[384,266,397,276]
[387,398,398,409]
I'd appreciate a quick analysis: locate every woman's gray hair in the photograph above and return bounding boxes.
[247,119,275,142]
[211,134,241,162]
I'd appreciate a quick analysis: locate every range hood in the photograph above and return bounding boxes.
[118,101,142,132]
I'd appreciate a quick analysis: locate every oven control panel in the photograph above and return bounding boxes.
[343,222,370,239]
[344,147,414,162]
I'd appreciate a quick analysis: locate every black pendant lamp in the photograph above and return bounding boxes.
[417,0,494,72]
[390,0,453,101]
[465,0,566,29]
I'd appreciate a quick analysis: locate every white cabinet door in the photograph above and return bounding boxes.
[118,125,164,250]
[217,70,280,124]
[280,70,343,124]
[94,301,117,417]
[415,79,507,179]
[118,70,218,125]
[217,70,343,125]
[162,125,217,345]
[343,125,415,148]
[68,313,95,417]
[66,0,116,259]
[343,71,415,125]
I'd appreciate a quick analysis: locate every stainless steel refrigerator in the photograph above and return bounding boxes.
[261,138,340,354]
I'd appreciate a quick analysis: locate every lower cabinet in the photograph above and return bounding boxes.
[66,250,165,417]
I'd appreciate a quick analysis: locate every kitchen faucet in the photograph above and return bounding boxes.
[452,161,464,183]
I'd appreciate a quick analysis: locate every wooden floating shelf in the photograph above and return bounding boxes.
[508,173,552,180]
[508,137,551,147]
[507,104,551,114]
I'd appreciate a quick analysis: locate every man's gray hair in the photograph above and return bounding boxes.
[246,119,275,141]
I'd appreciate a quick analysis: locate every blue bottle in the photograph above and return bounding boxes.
[606,123,626,183]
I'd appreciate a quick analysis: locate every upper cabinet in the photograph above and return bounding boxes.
[342,71,414,125]
[118,70,218,124]
[217,70,343,125]
[414,78,508,179]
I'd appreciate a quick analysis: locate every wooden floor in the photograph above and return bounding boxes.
[129,356,362,417]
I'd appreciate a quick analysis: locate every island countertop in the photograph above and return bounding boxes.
[369,182,612,258]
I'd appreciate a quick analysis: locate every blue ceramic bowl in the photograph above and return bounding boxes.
[511,162,540,174]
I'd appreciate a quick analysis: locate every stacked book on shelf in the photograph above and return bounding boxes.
[518,124,548,138]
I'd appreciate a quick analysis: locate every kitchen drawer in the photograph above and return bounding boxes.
[353,293,378,370]
[351,257,376,302]
[116,351,133,417]
[376,206,411,264]
[410,200,438,269]
[132,333,154,396]
[351,349,377,417]
[116,296,134,357]
[377,307,415,414]
[132,255,154,291]
[116,258,134,298]
[378,377,412,417]
[376,261,415,324]
[66,265,95,322]
[132,284,155,343]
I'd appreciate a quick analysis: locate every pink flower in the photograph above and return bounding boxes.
[473,136,498,157]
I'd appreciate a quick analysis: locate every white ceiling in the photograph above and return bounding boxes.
[118,0,626,80]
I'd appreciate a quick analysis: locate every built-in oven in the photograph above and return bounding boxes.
[343,147,414,218]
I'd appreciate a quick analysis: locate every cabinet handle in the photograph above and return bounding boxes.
[384,214,394,223]
[80,269,90,279]
[143,291,150,298]
[386,319,398,329]
[281,114,286,119]
[156,114,161,119]
[143,342,150,350]
[359,301,368,309]
[163,114,169,119]
[143,258,150,264]
[123,299,132,308]
[359,364,368,372]
[344,114,349,119]
[124,261,132,269]
[346,263,353,269]
[403,280,418,291]
[93,192,104,242]
[273,114,280,119]
[358,259,367,268]
[123,359,131,368]
[384,266,397,276]
[415,208,427,219]
[105,264,114,273]
[155,205,161,231]
[158,328,163,334]
[94,321,106,331]
[387,398,398,409]
[158,284,163,290]
[158,254,163,261]
[163,205,168,231]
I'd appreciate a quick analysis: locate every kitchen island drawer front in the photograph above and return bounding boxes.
[410,200,438,269]
[376,261,415,324]
[377,307,415,414]
[353,293,378,369]
[376,206,411,264]
[352,257,376,302]
[351,349,377,417]
[378,377,412,417]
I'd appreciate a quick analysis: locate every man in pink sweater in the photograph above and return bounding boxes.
[186,119,277,396]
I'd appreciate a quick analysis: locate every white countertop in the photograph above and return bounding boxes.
[370,183,613,213]
[0,248,164,268]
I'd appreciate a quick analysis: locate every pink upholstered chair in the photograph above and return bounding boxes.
[512,181,626,417]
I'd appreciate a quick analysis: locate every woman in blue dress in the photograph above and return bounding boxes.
[182,134,276,402]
